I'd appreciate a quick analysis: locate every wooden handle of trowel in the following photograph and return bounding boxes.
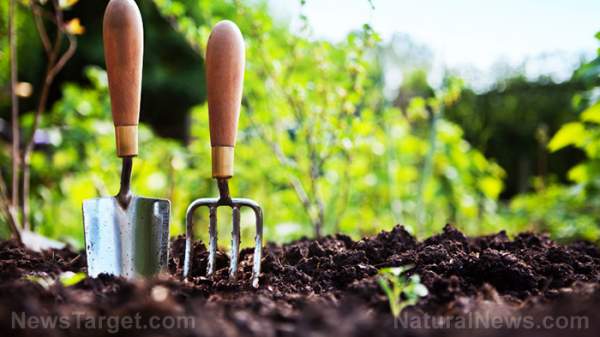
[103,0,144,157]
[206,20,245,178]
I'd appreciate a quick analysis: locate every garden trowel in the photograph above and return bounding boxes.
[82,0,170,278]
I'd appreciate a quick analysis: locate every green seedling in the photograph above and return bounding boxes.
[24,271,87,289]
[377,266,428,317]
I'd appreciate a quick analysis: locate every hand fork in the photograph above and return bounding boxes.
[183,21,263,288]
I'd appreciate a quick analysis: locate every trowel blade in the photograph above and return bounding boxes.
[82,196,170,278]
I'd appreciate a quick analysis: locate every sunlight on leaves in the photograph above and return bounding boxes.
[548,122,585,152]
[581,102,600,124]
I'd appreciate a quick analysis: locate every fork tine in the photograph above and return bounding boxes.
[251,205,263,288]
[207,206,218,276]
[184,199,213,279]
[229,205,241,280]
[183,207,194,278]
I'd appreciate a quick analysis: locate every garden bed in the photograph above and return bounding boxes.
[0,225,599,336]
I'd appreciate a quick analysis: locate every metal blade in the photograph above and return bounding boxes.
[83,196,170,278]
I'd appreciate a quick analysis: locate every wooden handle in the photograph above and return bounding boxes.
[206,20,245,178]
[103,0,143,157]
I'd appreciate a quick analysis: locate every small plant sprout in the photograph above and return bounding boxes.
[377,266,428,317]
[24,271,86,290]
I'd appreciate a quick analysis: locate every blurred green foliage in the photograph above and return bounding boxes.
[151,0,505,241]
[1,0,598,247]
[446,74,587,198]
[0,0,505,247]
[504,34,600,242]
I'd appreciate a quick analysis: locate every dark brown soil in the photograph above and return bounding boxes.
[1,225,599,336]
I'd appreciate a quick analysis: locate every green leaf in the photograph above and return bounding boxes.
[567,164,588,183]
[548,122,585,152]
[413,283,429,297]
[478,176,503,199]
[59,272,87,287]
[581,103,600,123]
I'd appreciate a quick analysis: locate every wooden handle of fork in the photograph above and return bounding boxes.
[103,0,144,157]
[206,20,245,178]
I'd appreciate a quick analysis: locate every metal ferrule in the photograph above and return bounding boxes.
[115,125,138,157]
[211,146,234,178]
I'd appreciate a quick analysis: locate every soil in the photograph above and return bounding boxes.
[1,224,599,337]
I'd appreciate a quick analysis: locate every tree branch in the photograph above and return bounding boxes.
[0,170,22,243]
[31,2,52,55]
[21,0,77,230]
[9,0,20,217]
